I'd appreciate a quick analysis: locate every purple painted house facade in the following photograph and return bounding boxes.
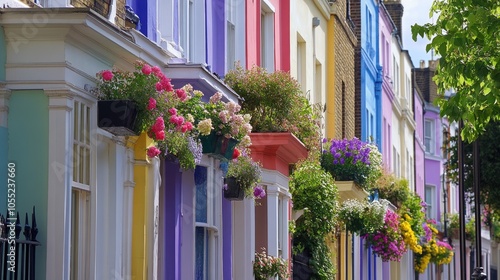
[127,0,246,279]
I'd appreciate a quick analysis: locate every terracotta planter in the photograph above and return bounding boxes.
[223,177,244,201]
[98,100,139,136]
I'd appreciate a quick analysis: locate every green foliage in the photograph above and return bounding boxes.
[224,64,323,151]
[412,0,500,142]
[289,159,338,279]
[374,171,410,208]
[398,192,426,237]
[338,199,387,235]
[226,151,262,196]
[445,121,500,212]
[253,249,289,280]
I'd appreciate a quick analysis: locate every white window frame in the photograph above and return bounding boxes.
[226,0,236,71]
[425,185,436,221]
[70,100,95,280]
[297,34,306,93]
[194,159,222,279]
[424,119,435,154]
[260,0,275,71]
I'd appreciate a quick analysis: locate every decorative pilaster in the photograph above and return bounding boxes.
[44,88,75,280]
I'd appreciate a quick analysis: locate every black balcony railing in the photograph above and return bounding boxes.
[0,207,40,280]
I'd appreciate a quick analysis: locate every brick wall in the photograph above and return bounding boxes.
[383,0,404,43]
[70,0,126,28]
[350,0,362,138]
[413,63,438,103]
[332,0,358,139]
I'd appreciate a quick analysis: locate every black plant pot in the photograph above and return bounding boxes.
[98,100,139,136]
[223,177,244,201]
[293,251,313,280]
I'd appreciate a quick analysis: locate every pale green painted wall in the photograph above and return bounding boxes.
[8,90,48,279]
[0,127,7,211]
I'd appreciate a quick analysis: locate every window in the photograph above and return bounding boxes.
[195,165,221,279]
[392,57,399,94]
[314,61,322,105]
[297,35,306,93]
[226,0,236,71]
[71,101,91,280]
[179,0,194,60]
[261,0,275,71]
[425,185,435,221]
[366,8,372,45]
[424,119,435,154]
[392,146,397,175]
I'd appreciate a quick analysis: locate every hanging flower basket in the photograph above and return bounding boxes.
[199,132,239,161]
[97,100,139,136]
[223,176,244,201]
[214,136,239,160]
[199,131,218,153]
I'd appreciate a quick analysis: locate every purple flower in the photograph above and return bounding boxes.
[254,186,266,198]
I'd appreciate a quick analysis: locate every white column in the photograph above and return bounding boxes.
[122,146,136,279]
[45,89,74,280]
[233,198,255,279]
[282,195,290,260]
[267,185,279,257]
[113,140,126,277]
[148,157,161,280]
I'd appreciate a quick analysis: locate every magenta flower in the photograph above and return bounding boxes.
[147,98,157,111]
[175,89,187,101]
[168,108,177,116]
[152,66,161,74]
[101,70,114,81]
[142,64,152,75]
[155,130,165,140]
[151,116,165,133]
[146,146,161,158]
[161,77,173,92]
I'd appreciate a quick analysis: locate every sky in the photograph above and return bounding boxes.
[401,0,436,67]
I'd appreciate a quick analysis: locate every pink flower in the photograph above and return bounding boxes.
[147,98,157,111]
[101,70,114,81]
[175,116,184,126]
[168,108,177,116]
[180,123,189,133]
[147,146,161,158]
[169,115,178,125]
[152,66,161,74]
[155,82,163,91]
[142,64,152,75]
[155,130,165,140]
[152,117,165,133]
[175,89,187,101]
[184,121,193,131]
[161,77,173,92]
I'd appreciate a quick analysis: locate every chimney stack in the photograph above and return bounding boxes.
[420,60,425,68]
[383,0,404,45]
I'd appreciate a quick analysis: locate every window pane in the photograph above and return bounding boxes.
[195,227,209,280]
[74,102,79,141]
[195,166,208,223]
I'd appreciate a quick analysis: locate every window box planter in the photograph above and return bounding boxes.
[97,100,139,136]
[199,132,238,161]
[336,180,369,202]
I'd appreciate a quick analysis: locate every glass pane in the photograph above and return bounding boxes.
[84,148,90,185]
[79,146,85,184]
[195,166,208,223]
[86,106,90,145]
[195,227,208,280]
[74,102,79,141]
[70,190,79,280]
[80,103,85,142]
[73,144,79,182]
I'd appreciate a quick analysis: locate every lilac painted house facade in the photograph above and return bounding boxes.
[127,0,246,279]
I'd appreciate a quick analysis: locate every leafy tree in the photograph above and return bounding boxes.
[412,0,500,142]
[446,121,500,211]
